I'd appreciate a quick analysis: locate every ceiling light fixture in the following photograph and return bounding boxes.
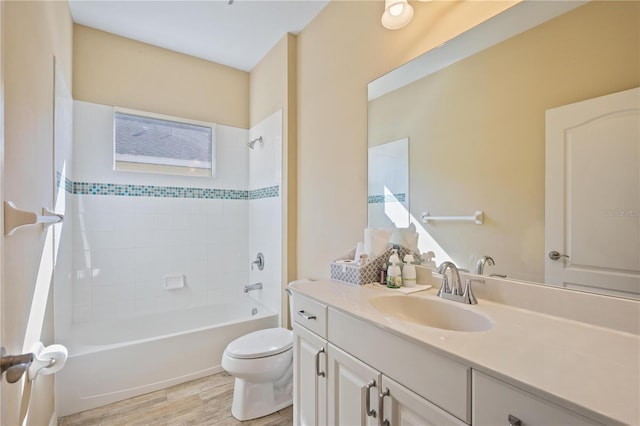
[381,0,430,30]
[381,0,414,30]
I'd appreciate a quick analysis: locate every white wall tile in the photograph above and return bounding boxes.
[249,109,283,190]
[247,110,283,314]
[215,125,249,189]
[73,101,115,183]
[66,100,283,325]
[72,305,91,324]
[72,281,92,307]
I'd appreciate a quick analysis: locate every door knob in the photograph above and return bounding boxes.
[548,251,570,261]
[1,347,33,383]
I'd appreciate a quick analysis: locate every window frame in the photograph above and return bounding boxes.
[113,107,216,178]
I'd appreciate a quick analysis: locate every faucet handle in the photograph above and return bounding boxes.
[251,252,265,271]
[463,278,483,305]
[435,273,450,297]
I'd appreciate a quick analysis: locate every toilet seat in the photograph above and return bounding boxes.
[225,328,293,359]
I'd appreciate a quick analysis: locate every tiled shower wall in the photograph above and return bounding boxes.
[248,110,283,316]
[59,101,281,327]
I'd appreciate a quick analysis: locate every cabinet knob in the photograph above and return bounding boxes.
[508,414,522,426]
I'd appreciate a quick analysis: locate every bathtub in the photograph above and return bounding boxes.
[55,299,278,417]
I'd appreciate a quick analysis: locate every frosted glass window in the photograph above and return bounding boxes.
[114,110,215,177]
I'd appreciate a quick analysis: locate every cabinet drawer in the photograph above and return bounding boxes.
[329,308,471,424]
[472,371,599,426]
[292,294,327,339]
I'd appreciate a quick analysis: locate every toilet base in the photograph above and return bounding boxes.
[230,377,293,421]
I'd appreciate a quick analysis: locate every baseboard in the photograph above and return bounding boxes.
[49,411,58,426]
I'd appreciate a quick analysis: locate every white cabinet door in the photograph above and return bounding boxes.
[472,371,599,426]
[381,375,466,426]
[327,344,380,426]
[293,324,328,426]
[545,87,640,298]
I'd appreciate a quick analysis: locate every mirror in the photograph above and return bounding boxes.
[368,1,639,298]
[368,138,409,228]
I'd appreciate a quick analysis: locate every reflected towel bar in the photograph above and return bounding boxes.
[421,211,483,225]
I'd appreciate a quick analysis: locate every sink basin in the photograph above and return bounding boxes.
[369,294,493,332]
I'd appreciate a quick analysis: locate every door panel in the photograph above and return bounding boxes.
[545,87,640,297]
[383,375,466,426]
[327,344,379,426]
[293,324,327,426]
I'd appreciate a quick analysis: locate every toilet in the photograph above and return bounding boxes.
[221,327,294,421]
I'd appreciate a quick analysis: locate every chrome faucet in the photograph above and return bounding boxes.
[244,282,263,293]
[436,261,463,296]
[475,256,495,275]
[434,261,479,305]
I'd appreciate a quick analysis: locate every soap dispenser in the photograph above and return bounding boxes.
[386,249,402,288]
[402,254,417,287]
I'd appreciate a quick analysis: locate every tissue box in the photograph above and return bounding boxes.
[330,246,411,286]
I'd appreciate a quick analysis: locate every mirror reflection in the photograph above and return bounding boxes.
[368,1,639,298]
[368,138,409,228]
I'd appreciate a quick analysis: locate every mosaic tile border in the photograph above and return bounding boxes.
[249,186,279,200]
[57,172,279,200]
[367,193,406,204]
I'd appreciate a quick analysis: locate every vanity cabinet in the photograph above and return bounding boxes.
[382,374,467,426]
[292,291,470,426]
[293,323,327,426]
[290,280,635,425]
[327,343,379,425]
[328,307,471,423]
[292,294,329,426]
[471,371,600,426]
[328,343,465,426]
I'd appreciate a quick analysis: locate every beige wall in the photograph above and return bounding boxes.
[296,1,516,279]
[3,1,73,424]
[73,24,249,128]
[249,34,298,326]
[368,1,639,283]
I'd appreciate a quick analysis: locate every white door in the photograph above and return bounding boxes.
[327,344,380,426]
[545,87,640,298]
[293,324,327,426]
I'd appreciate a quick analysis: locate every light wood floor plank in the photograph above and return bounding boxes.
[58,372,292,426]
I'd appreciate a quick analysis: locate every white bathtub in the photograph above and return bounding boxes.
[56,299,278,416]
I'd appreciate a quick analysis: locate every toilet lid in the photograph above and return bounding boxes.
[226,328,293,359]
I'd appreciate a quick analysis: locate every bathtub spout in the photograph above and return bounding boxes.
[244,283,263,293]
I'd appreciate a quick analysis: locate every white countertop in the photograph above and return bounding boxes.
[289,279,640,425]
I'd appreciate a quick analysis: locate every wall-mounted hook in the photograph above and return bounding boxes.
[4,201,64,236]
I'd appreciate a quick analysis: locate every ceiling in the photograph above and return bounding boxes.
[68,0,330,72]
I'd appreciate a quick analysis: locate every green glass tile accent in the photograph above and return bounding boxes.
[64,177,279,201]
[367,193,406,204]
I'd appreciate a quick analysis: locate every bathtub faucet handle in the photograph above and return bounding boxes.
[251,253,265,271]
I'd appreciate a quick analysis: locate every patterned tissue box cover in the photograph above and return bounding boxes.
[330,246,411,286]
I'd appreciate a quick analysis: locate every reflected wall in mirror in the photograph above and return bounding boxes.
[368,138,409,228]
[368,1,639,298]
